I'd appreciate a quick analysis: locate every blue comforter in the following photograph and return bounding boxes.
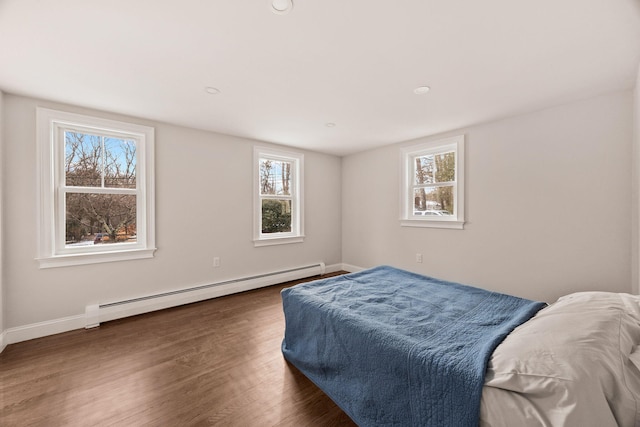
[281,266,546,427]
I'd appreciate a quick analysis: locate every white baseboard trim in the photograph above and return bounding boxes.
[323,263,344,274]
[95,263,327,325]
[4,314,86,348]
[2,262,343,348]
[341,263,365,273]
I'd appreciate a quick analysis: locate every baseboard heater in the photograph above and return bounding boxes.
[85,262,326,328]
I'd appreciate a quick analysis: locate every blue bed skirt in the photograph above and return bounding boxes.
[281,266,545,427]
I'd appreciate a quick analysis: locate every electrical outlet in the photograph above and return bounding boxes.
[416,253,423,263]
[213,257,220,267]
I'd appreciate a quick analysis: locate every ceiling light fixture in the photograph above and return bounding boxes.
[205,87,220,95]
[413,86,431,95]
[270,0,293,15]
[325,122,336,128]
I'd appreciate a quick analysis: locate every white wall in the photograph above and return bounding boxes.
[2,94,342,331]
[343,91,634,303]
[633,63,640,295]
[0,90,4,350]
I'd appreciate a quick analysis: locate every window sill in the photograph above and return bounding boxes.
[37,247,157,268]
[400,219,465,230]
[253,236,305,247]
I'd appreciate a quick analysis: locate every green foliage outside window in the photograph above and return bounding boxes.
[262,200,292,233]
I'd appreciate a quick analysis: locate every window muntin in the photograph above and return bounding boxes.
[37,108,155,267]
[401,135,465,229]
[254,147,304,246]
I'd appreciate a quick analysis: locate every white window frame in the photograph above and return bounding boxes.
[36,108,156,268]
[253,146,304,247]
[400,135,465,229]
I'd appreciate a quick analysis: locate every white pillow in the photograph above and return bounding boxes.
[481,292,640,427]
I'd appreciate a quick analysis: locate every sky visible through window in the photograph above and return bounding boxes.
[260,158,291,196]
[65,131,136,189]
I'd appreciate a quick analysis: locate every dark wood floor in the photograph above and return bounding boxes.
[0,273,357,427]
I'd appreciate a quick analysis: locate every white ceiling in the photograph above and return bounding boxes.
[1,0,639,156]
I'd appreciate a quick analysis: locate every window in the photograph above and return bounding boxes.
[36,108,156,267]
[400,135,465,229]
[253,146,304,246]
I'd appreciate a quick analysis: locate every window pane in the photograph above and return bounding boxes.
[414,155,434,184]
[65,193,137,246]
[413,186,454,215]
[104,137,137,188]
[261,199,292,233]
[260,159,292,196]
[65,131,103,187]
[414,151,455,185]
[434,151,455,183]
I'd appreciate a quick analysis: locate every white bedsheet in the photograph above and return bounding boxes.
[480,292,640,427]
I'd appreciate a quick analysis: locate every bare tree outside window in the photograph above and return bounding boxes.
[259,158,293,233]
[64,131,137,245]
[414,151,455,215]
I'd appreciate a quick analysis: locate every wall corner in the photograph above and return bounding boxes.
[632,62,640,295]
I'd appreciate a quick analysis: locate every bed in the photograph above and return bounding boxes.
[281,266,640,427]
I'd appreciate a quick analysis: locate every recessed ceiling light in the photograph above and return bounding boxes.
[413,86,431,95]
[205,87,220,95]
[270,0,293,15]
[325,122,336,128]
